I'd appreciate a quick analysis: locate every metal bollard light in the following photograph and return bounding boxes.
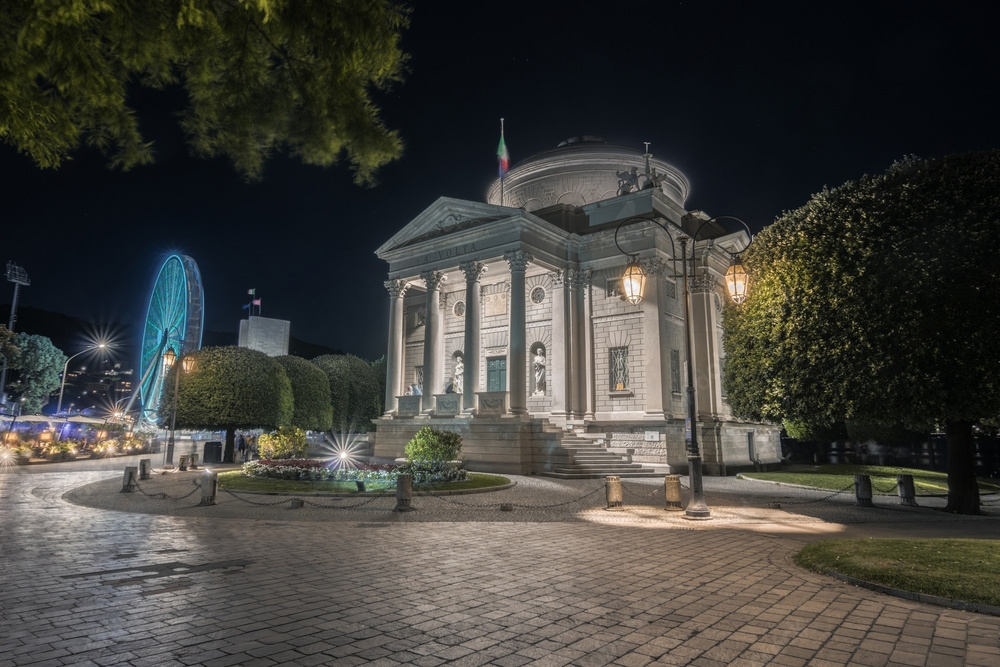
[393,473,415,512]
[854,473,873,507]
[121,466,138,493]
[897,474,918,507]
[663,475,683,511]
[139,459,152,480]
[356,480,366,492]
[199,469,218,506]
[178,455,189,471]
[188,452,199,470]
[605,475,624,511]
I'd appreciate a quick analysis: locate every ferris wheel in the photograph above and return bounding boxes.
[133,254,204,425]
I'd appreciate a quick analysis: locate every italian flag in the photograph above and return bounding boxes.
[497,133,510,178]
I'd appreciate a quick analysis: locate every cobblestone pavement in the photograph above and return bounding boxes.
[2,462,999,667]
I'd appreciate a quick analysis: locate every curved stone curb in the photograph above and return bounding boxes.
[735,474,953,498]
[826,569,1000,617]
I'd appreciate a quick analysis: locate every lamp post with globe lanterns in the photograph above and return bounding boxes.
[162,348,195,466]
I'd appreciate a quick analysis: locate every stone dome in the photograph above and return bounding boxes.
[486,136,690,211]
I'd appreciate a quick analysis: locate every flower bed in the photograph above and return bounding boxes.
[242,459,467,484]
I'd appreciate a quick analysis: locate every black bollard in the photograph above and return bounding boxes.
[139,459,152,481]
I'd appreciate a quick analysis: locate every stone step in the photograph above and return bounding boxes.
[543,469,663,479]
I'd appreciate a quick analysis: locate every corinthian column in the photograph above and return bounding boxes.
[503,249,532,415]
[383,279,408,414]
[419,270,445,412]
[460,261,486,413]
[549,270,567,418]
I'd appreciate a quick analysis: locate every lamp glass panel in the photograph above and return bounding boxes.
[622,262,645,305]
[726,261,749,304]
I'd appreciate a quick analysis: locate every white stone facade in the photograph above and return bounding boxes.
[374,138,780,475]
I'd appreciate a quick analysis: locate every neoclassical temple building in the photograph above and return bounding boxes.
[373,137,779,476]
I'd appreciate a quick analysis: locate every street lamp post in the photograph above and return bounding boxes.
[56,343,108,417]
[162,349,195,466]
[616,214,752,519]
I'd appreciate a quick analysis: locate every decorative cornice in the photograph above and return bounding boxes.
[384,279,408,298]
[459,260,486,282]
[689,273,717,294]
[503,249,533,272]
[420,270,445,291]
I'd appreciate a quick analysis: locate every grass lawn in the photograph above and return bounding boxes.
[218,471,511,494]
[795,538,1000,607]
[741,464,1000,495]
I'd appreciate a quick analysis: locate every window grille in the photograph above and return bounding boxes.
[610,346,629,390]
[415,366,423,391]
[670,349,681,393]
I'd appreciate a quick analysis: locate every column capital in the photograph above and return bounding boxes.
[503,249,533,272]
[384,279,409,298]
[566,268,591,290]
[419,270,446,291]
[459,260,487,282]
[689,273,717,294]
[550,269,565,287]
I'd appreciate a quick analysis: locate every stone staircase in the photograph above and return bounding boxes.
[543,429,661,479]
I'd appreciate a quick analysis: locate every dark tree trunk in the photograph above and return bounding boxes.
[226,427,235,460]
[944,420,980,514]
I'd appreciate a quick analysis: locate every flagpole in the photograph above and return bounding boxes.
[500,118,505,207]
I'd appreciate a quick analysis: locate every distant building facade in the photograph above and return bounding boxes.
[373,138,779,475]
[238,316,290,357]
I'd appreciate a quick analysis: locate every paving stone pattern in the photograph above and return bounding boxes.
[1,464,999,667]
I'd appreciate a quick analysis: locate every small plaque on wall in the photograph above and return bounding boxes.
[484,292,507,317]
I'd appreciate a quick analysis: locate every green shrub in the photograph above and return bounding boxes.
[404,426,462,463]
[257,427,308,459]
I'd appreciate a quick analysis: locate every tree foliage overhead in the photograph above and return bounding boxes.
[1,0,408,182]
[312,354,380,432]
[166,346,292,434]
[274,355,332,431]
[0,324,21,369]
[9,333,65,413]
[723,150,1000,513]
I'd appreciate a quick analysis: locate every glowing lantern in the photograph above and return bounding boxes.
[621,259,645,305]
[725,258,749,304]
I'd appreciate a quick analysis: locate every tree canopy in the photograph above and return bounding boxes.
[0,325,20,369]
[9,333,65,413]
[723,150,1000,513]
[1,0,408,182]
[312,354,381,432]
[166,346,292,447]
[274,355,332,431]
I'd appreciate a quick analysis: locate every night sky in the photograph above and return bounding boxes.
[2,1,997,366]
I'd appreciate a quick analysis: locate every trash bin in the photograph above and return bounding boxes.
[223,441,235,463]
[203,441,223,464]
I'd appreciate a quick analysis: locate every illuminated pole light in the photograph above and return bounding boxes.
[615,213,753,519]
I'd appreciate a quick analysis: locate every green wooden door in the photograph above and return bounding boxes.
[486,356,507,392]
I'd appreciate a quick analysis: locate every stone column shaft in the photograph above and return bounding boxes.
[420,271,444,412]
[640,259,666,418]
[383,279,408,414]
[460,261,486,413]
[582,271,596,420]
[549,271,568,418]
[504,250,532,415]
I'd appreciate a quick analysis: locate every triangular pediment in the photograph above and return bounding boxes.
[375,197,523,258]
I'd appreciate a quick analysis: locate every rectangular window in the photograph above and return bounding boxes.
[415,366,423,392]
[605,279,621,299]
[487,356,507,392]
[670,349,681,393]
[610,346,629,390]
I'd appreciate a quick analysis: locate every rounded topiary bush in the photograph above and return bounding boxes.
[404,426,462,463]
[257,427,308,459]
